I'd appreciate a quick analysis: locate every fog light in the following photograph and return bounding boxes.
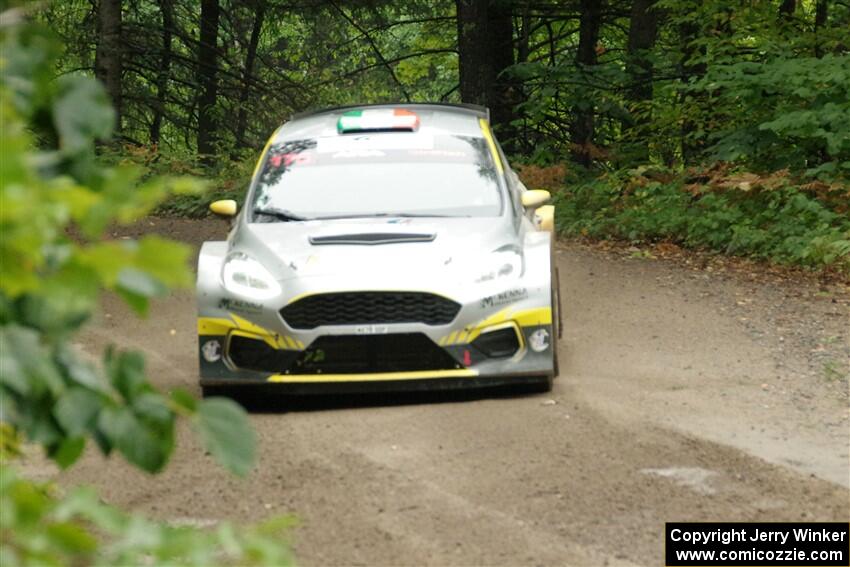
[202,339,222,362]
[528,329,550,352]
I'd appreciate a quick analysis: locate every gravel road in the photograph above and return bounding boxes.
[40,218,849,566]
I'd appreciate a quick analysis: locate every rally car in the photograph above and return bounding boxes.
[197,103,561,395]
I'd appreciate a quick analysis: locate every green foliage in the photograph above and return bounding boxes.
[554,168,850,272]
[0,465,295,566]
[30,0,850,271]
[95,144,256,217]
[1,19,255,476]
[693,55,850,173]
[1,16,289,566]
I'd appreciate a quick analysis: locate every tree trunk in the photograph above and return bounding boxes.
[517,4,530,65]
[778,0,796,19]
[94,0,122,134]
[150,0,173,146]
[236,0,266,149]
[545,20,556,65]
[814,0,828,57]
[778,0,796,36]
[456,0,488,107]
[456,0,516,149]
[570,0,602,167]
[197,0,220,160]
[623,0,658,160]
[515,3,531,153]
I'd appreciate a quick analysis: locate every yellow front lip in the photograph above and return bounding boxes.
[267,369,477,383]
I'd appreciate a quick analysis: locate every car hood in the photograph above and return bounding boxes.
[232,216,517,282]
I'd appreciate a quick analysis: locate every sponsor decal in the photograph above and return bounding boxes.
[480,287,528,309]
[201,339,222,362]
[218,298,263,314]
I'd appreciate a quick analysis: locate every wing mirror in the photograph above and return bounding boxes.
[210,199,238,217]
[521,189,551,209]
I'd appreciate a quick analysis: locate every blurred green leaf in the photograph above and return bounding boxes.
[51,437,86,469]
[195,399,256,477]
[105,349,147,402]
[98,406,172,473]
[54,387,103,436]
[170,388,198,413]
[52,75,115,154]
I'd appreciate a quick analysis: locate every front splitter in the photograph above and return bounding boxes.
[200,372,552,395]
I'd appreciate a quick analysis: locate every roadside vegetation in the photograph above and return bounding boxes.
[553,166,849,271]
[40,0,847,271]
[0,14,292,565]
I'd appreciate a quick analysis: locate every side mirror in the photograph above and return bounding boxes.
[210,199,237,217]
[521,189,551,209]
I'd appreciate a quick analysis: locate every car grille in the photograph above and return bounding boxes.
[289,333,459,374]
[280,292,461,329]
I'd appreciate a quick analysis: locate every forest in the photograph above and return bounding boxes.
[1,1,849,563]
[39,0,850,270]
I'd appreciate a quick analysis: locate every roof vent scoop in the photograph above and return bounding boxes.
[309,233,435,246]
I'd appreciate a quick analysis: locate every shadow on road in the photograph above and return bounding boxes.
[209,385,546,414]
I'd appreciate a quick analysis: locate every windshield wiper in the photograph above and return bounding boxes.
[253,207,311,222]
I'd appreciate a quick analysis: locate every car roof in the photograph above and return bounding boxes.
[274,103,490,143]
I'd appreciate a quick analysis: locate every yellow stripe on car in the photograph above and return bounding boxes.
[197,315,302,351]
[268,369,478,383]
[230,313,274,337]
[251,128,280,180]
[228,328,284,350]
[466,307,552,342]
[479,118,504,173]
[198,317,235,336]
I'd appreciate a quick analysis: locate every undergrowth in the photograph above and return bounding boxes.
[101,145,253,217]
[549,165,850,272]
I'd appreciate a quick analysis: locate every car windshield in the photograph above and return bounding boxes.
[250,132,503,221]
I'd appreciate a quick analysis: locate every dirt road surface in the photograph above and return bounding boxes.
[31,219,849,565]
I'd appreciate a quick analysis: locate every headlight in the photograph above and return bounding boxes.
[221,252,281,299]
[474,250,523,283]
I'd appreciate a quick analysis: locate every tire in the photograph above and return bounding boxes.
[201,385,235,399]
[551,267,561,379]
[525,374,554,393]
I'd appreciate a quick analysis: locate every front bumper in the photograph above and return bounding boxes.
[197,234,555,391]
[197,300,555,390]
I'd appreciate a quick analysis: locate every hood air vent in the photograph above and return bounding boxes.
[309,233,435,246]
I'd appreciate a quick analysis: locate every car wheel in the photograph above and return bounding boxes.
[551,267,561,379]
[201,385,234,399]
[525,374,554,393]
